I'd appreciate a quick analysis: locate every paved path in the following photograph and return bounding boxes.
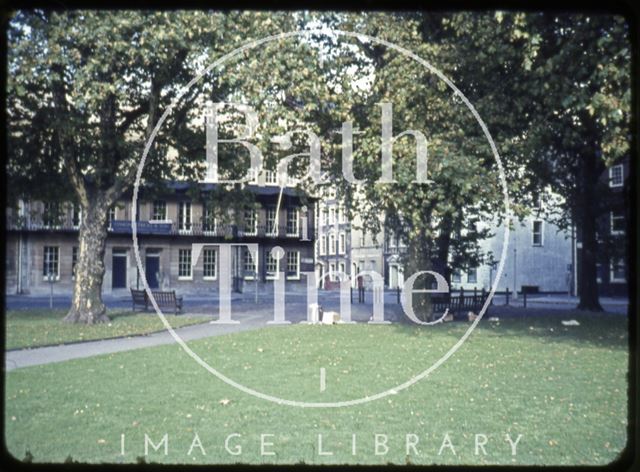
[4,296,398,372]
[4,311,266,372]
[5,290,627,372]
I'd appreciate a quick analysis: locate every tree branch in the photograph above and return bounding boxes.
[51,63,89,207]
[105,77,161,205]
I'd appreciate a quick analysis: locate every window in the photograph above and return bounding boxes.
[320,235,327,255]
[467,268,477,284]
[43,202,60,228]
[329,262,337,282]
[610,211,625,235]
[451,270,461,283]
[388,231,397,248]
[266,251,279,279]
[329,207,336,225]
[151,200,167,221]
[339,206,346,223]
[286,251,300,279]
[178,201,192,232]
[244,208,257,236]
[339,262,346,278]
[339,232,346,254]
[71,204,81,228]
[286,207,299,236]
[72,246,79,278]
[178,249,192,279]
[322,210,328,226]
[532,220,543,246]
[609,164,623,188]
[244,248,257,277]
[610,260,625,283]
[264,170,277,184]
[329,233,336,254]
[203,205,216,234]
[43,246,59,279]
[203,249,217,279]
[360,231,366,247]
[266,207,278,236]
[152,200,167,221]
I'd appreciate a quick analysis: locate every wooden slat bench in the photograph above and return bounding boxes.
[130,288,183,315]
[431,289,490,321]
[131,289,148,311]
[151,290,183,315]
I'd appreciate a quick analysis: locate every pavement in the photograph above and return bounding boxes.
[4,292,403,372]
[4,290,628,372]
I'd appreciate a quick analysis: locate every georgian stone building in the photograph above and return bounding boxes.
[314,188,351,288]
[5,181,316,295]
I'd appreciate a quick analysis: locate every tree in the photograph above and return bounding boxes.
[519,14,631,310]
[323,12,536,320]
[7,10,324,323]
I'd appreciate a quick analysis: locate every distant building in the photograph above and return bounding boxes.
[314,188,351,288]
[575,157,629,297]
[349,212,386,289]
[345,201,575,295]
[461,215,573,294]
[5,180,316,295]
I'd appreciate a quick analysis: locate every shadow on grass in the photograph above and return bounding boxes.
[5,309,149,321]
[386,306,628,351]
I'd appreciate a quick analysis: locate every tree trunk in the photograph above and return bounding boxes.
[402,229,434,322]
[436,213,454,286]
[64,200,110,324]
[576,148,603,312]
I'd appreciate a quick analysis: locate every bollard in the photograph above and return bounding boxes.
[505,287,510,306]
[397,285,401,304]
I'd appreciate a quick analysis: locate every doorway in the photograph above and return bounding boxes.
[145,250,161,289]
[112,249,127,289]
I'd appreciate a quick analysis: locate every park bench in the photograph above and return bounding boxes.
[130,288,148,311]
[151,290,183,315]
[130,288,184,315]
[431,288,490,321]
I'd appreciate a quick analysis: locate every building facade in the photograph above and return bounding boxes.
[314,189,351,288]
[576,157,629,297]
[459,215,573,294]
[6,182,316,295]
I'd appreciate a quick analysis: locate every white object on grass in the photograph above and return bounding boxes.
[561,320,580,326]
[322,311,340,325]
[308,303,321,324]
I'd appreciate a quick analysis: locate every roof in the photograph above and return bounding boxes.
[131,180,316,200]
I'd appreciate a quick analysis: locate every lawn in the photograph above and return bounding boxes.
[4,310,629,466]
[5,309,207,350]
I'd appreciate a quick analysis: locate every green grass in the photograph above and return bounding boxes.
[5,309,206,350]
[5,311,628,466]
